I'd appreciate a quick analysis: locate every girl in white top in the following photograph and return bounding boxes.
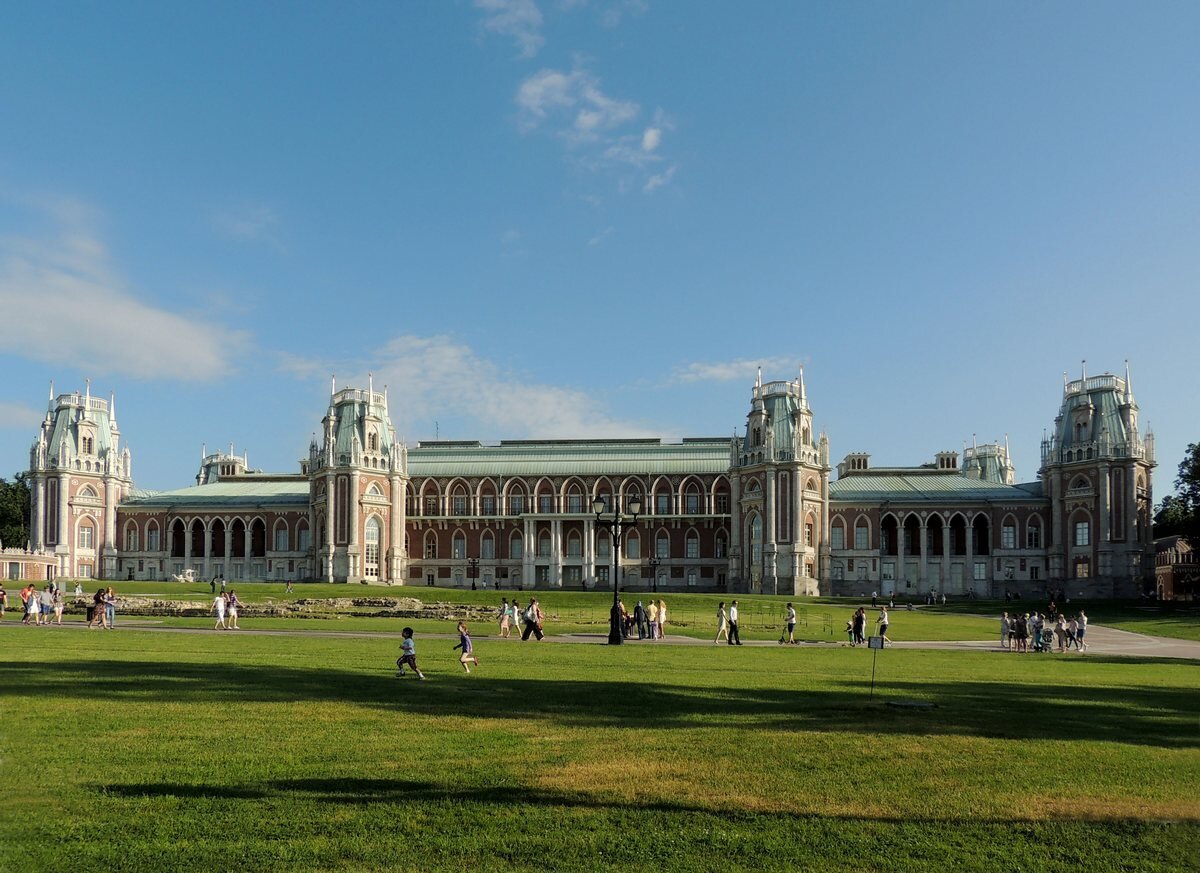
[714,602,728,643]
[499,599,512,638]
[212,593,227,630]
[1076,611,1088,652]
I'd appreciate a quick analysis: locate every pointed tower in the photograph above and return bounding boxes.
[729,369,830,596]
[28,384,132,579]
[310,379,409,584]
[1039,365,1155,596]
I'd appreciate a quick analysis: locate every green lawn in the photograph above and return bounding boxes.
[2,624,1198,871]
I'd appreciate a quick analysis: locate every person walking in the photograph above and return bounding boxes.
[634,600,648,640]
[0,583,7,619]
[876,606,892,644]
[227,590,241,629]
[1000,612,1011,649]
[89,588,107,629]
[454,622,480,673]
[499,598,512,638]
[1076,610,1088,653]
[52,586,64,625]
[657,599,668,639]
[728,600,742,645]
[212,591,228,630]
[521,598,544,641]
[647,599,659,640]
[39,585,53,626]
[395,627,426,679]
[714,601,729,643]
[104,587,116,628]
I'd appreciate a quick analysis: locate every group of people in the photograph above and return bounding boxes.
[846,606,891,645]
[1001,607,1089,653]
[5,582,66,626]
[497,597,545,641]
[211,589,242,630]
[397,620,480,679]
[616,599,669,640]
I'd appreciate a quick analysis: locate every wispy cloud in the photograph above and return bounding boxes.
[516,64,677,191]
[671,356,803,384]
[0,196,249,380]
[600,0,648,28]
[0,401,42,430]
[476,0,545,58]
[280,334,659,439]
[587,226,614,246]
[209,202,282,248]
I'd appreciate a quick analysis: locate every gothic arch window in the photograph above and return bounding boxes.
[625,529,640,559]
[79,485,97,499]
[297,519,311,551]
[656,530,670,559]
[250,518,267,558]
[210,518,226,557]
[77,519,95,550]
[480,530,495,559]
[748,513,763,569]
[804,513,816,547]
[681,479,703,514]
[366,482,384,498]
[509,530,524,559]
[367,432,379,452]
[82,436,94,454]
[1072,476,1090,490]
[191,519,206,559]
[538,530,551,558]
[805,478,818,492]
[562,479,587,514]
[452,530,466,559]
[685,529,700,559]
[364,516,381,579]
[506,483,528,516]
[273,519,290,552]
[595,529,610,558]
[714,530,727,559]
[1026,515,1043,549]
[146,519,160,552]
[1000,514,1018,550]
[566,531,582,557]
[830,518,846,551]
[854,515,871,550]
[448,481,470,516]
[424,531,438,560]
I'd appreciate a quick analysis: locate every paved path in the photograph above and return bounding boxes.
[11,618,1200,660]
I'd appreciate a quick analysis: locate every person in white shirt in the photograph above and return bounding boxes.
[212,593,227,630]
[1076,610,1088,652]
[1000,612,1011,649]
[728,600,742,645]
[783,603,797,644]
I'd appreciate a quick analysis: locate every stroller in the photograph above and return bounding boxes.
[1037,627,1055,653]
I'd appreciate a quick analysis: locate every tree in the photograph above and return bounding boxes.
[0,473,31,550]
[1171,443,1200,549]
[1154,494,1188,538]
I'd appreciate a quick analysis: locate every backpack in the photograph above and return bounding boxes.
[524,605,538,623]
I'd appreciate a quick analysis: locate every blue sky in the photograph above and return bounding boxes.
[0,1,1195,492]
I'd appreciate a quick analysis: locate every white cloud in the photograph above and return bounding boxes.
[476,0,545,59]
[600,0,648,28]
[0,197,248,380]
[671,356,803,384]
[642,163,677,192]
[281,334,659,439]
[587,226,614,246]
[0,401,42,430]
[641,126,661,152]
[210,203,281,247]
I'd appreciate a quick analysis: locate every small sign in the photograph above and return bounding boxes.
[868,636,885,650]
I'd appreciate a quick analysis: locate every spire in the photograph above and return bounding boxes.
[368,372,374,397]
[331,374,336,397]
[110,392,116,423]
[49,380,54,402]
[1081,359,1087,382]
[755,366,762,389]
[84,378,91,417]
[202,442,206,459]
[1124,359,1133,404]
[798,364,807,405]
[1063,371,1068,394]
[384,384,389,412]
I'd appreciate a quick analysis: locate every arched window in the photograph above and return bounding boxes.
[297,520,311,551]
[424,531,438,559]
[714,532,727,558]
[364,516,381,578]
[78,520,95,550]
[480,530,495,559]
[452,530,466,559]
[538,531,551,558]
[595,530,610,558]
[191,519,206,559]
[854,517,869,550]
[683,481,702,514]
[685,529,699,559]
[368,432,379,452]
[273,520,289,552]
[210,518,226,557]
[124,521,139,552]
[78,484,97,499]
[171,519,186,558]
[830,519,845,550]
[250,519,266,558]
[656,531,670,559]
[510,531,524,559]
[366,482,383,498]
[566,531,582,557]
[749,515,763,567]
[625,530,640,559]
[146,520,160,552]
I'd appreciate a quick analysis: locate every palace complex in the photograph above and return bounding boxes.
[16,365,1157,598]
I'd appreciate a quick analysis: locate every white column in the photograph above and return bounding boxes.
[58,473,71,576]
[33,476,45,551]
[1126,466,1137,543]
[203,523,213,580]
[523,517,534,587]
[729,473,742,588]
[965,514,974,592]
[325,473,336,582]
[919,518,928,590]
[583,518,594,587]
[941,517,950,587]
[764,470,777,591]
[1099,466,1110,542]
[552,520,562,587]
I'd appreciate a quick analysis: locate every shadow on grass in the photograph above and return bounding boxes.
[1,659,1196,749]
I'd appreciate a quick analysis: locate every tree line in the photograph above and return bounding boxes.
[0,473,31,550]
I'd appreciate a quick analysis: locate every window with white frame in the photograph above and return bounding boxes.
[80,563,93,578]
[686,533,699,559]
[78,524,94,550]
[715,536,726,558]
[685,491,700,514]
[596,566,608,585]
[626,534,640,559]
[805,522,814,546]
[538,495,553,513]
[974,562,987,581]
[481,496,495,516]
[274,526,289,552]
[538,533,551,558]
[715,493,729,514]
[424,495,438,515]
[510,494,525,515]
[452,532,466,559]
[831,523,845,551]
[656,493,670,514]
[147,526,160,551]
[424,535,437,559]
[1002,524,1016,549]
[364,517,380,578]
[854,522,869,550]
[687,570,697,586]
[125,527,138,551]
[567,494,583,513]
[481,535,495,559]
[298,527,311,551]
[510,534,523,559]
[566,534,582,557]
[452,494,467,515]
[1074,558,1090,578]
[1027,524,1042,549]
[596,535,610,558]
[656,533,670,559]
[1074,521,1090,547]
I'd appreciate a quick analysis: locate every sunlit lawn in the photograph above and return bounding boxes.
[2,622,1198,872]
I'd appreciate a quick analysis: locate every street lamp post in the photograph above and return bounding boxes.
[467,557,479,589]
[648,554,660,593]
[593,494,642,645]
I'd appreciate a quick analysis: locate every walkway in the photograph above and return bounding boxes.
[10,619,1200,659]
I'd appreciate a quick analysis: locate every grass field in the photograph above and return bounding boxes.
[2,616,1198,872]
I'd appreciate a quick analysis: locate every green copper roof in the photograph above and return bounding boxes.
[121,479,309,509]
[407,438,732,479]
[830,472,1043,503]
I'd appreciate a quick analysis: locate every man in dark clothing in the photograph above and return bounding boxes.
[634,601,648,639]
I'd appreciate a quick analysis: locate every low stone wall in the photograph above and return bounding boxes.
[65,596,500,622]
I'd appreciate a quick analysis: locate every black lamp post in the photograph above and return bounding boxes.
[593,493,642,645]
[648,554,660,593]
[467,557,479,589]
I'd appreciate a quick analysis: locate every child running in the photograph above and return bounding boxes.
[453,621,480,673]
[396,627,426,679]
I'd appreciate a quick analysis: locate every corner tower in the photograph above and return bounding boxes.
[729,368,831,595]
[1039,362,1155,596]
[28,382,132,580]
[308,377,409,583]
